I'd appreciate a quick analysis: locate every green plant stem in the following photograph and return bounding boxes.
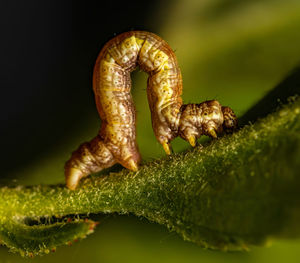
[1,97,300,255]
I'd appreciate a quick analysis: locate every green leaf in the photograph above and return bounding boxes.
[0,214,97,257]
[0,86,300,255]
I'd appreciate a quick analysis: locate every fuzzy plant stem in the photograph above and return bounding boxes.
[1,94,300,256]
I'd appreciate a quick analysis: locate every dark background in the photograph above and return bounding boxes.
[0,0,163,176]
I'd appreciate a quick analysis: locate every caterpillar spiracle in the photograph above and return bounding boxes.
[65,31,237,190]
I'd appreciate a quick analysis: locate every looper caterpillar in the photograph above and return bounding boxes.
[65,31,237,190]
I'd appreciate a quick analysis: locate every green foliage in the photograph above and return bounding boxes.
[0,216,96,257]
[0,92,300,256]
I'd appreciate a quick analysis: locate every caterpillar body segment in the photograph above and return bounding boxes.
[65,31,237,190]
[65,136,116,190]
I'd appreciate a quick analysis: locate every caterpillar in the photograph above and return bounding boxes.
[65,31,237,190]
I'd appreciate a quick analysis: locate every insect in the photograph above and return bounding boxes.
[65,31,237,190]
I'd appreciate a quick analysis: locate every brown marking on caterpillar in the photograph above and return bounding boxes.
[65,31,238,190]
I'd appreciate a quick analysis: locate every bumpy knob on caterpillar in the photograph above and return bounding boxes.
[65,31,237,190]
[177,100,237,149]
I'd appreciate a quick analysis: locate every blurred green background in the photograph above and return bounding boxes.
[1,0,300,262]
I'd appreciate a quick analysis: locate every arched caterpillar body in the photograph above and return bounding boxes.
[65,31,237,190]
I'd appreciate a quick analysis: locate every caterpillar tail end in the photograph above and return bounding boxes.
[65,167,83,190]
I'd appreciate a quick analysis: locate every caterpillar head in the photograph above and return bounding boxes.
[178,100,237,147]
[221,106,238,133]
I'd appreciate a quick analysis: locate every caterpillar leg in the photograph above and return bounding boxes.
[162,141,173,155]
[65,135,116,190]
[187,135,197,147]
[117,153,140,171]
[206,128,218,138]
[177,101,238,148]
[103,137,141,172]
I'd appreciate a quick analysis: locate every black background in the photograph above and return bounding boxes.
[0,0,163,176]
